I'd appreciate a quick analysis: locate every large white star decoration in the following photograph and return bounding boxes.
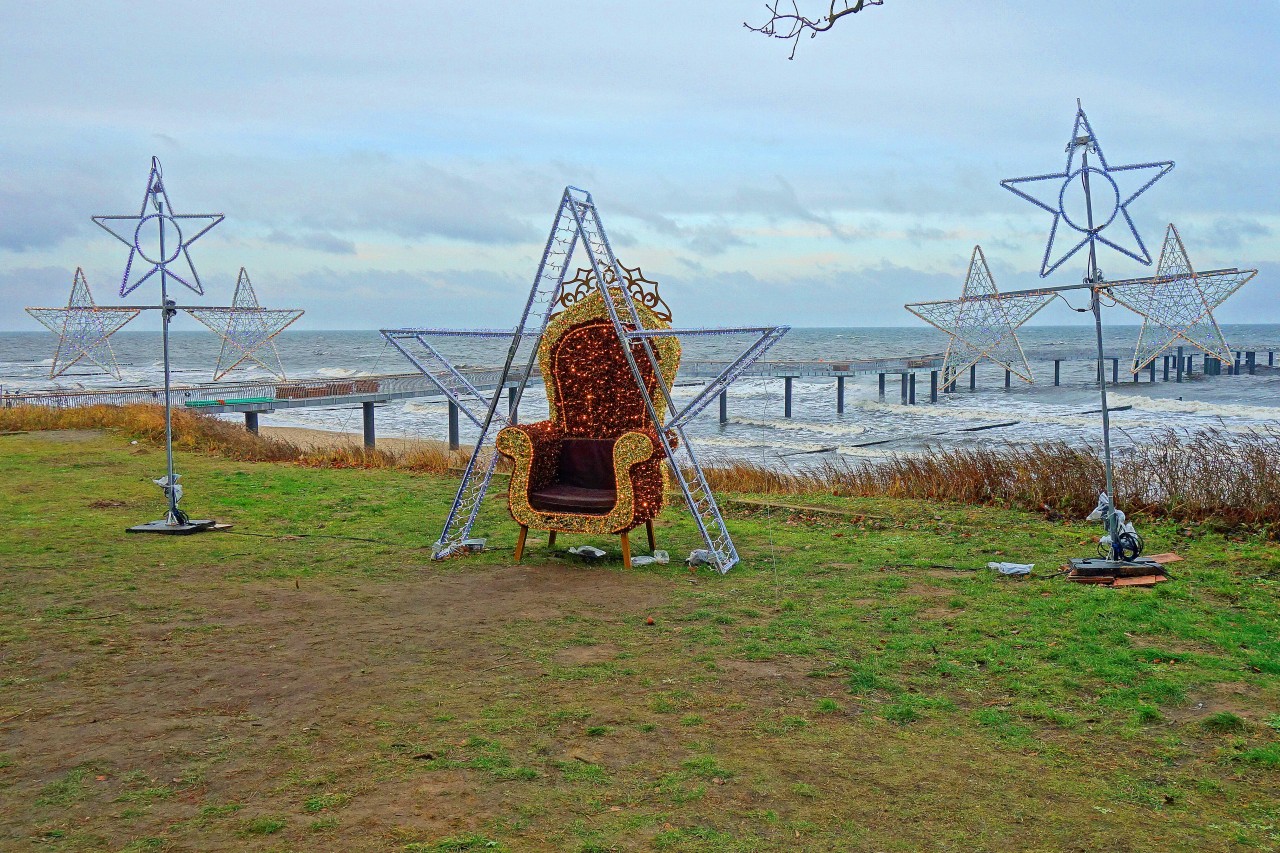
[1001,104,1174,278]
[92,157,224,297]
[26,268,141,380]
[185,268,304,381]
[1105,224,1257,371]
[905,246,1056,383]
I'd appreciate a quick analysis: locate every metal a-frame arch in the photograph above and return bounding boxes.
[382,186,788,573]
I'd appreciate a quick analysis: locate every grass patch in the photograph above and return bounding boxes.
[3,428,1280,850]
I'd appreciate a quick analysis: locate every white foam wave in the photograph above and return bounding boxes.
[1112,393,1280,420]
[404,401,448,414]
[729,416,867,438]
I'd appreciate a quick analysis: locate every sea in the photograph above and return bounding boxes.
[3,325,1280,468]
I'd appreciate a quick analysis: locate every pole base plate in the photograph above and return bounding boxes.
[1068,557,1163,578]
[127,519,216,535]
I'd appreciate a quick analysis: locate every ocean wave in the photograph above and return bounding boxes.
[1111,393,1280,420]
[729,416,867,438]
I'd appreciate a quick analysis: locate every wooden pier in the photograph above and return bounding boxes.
[3,347,1273,448]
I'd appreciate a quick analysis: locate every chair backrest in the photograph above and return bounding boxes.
[540,287,680,439]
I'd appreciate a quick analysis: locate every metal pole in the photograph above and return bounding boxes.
[909,373,917,404]
[157,198,179,524]
[878,372,885,399]
[1111,357,1119,385]
[969,363,976,390]
[1054,359,1060,386]
[900,372,908,404]
[1004,368,1011,389]
[508,384,519,424]
[930,370,938,403]
[1176,346,1183,383]
[719,389,728,423]
[1081,135,1118,556]
[836,376,845,413]
[784,377,793,418]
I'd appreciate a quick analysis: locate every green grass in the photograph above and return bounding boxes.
[1,430,1279,851]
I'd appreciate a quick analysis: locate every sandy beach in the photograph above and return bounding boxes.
[259,425,452,455]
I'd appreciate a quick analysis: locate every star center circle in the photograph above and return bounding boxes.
[1058,167,1120,234]
[133,214,185,266]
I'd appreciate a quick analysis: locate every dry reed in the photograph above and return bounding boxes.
[6,404,1280,533]
[0,404,467,474]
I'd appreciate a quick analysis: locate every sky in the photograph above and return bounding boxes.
[1,1,1276,331]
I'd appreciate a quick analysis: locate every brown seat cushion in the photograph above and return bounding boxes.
[529,484,617,514]
[529,438,619,515]
[557,437,616,490]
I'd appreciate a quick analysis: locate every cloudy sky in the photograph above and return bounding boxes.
[1,1,1275,330]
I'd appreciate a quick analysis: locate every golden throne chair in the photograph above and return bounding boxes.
[495,276,680,565]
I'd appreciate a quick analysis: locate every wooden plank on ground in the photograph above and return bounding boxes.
[1114,575,1169,587]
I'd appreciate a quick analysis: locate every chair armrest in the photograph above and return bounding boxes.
[496,421,564,492]
[612,430,662,469]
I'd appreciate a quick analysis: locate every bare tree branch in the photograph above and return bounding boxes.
[745,0,884,60]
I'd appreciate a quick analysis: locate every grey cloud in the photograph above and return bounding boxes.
[728,176,859,241]
[1198,216,1272,250]
[264,229,357,255]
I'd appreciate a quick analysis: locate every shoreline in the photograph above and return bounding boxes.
[259,425,451,455]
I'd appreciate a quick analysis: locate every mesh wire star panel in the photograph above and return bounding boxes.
[904,246,1055,383]
[26,268,140,380]
[1106,224,1256,371]
[185,268,304,380]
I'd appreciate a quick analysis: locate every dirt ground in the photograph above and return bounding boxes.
[3,561,714,849]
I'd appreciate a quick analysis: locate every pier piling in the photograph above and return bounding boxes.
[930,370,938,403]
[909,373,917,404]
[719,390,728,424]
[836,376,845,413]
[508,385,519,424]
[244,411,258,435]
[1248,351,1256,375]
[784,377,793,418]
[1053,359,1060,386]
[1004,368,1011,389]
[878,373,886,399]
[1176,346,1183,383]
[969,364,976,390]
[448,401,460,450]
[900,373,909,405]
[362,401,375,449]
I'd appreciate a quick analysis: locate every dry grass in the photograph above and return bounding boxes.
[7,403,1280,532]
[0,404,468,474]
[699,430,1280,534]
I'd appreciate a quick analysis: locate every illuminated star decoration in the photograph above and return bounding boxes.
[26,267,141,380]
[1106,224,1257,371]
[185,268,304,380]
[92,157,224,297]
[1001,105,1174,278]
[905,246,1055,383]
